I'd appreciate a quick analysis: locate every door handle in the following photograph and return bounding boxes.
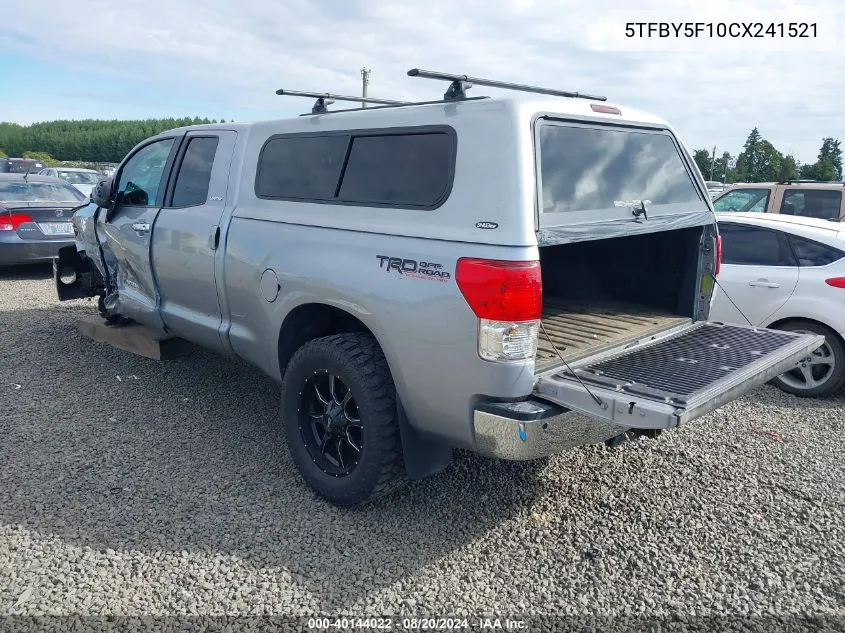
[131,222,150,233]
[748,280,779,288]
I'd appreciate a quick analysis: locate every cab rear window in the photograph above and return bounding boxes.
[4,160,43,174]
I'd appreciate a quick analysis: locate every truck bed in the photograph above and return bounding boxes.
[535,300,691,373]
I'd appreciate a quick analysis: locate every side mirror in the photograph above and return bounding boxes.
[91,177,114,208]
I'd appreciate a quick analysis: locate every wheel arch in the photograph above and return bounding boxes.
[764,315,845,397]
[277,301,377,377]
[765,315,845,346]
[276,301,453,480]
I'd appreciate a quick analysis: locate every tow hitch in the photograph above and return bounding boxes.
[605,428,662,448]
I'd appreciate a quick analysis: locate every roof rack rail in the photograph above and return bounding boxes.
[275,89,409,114]
[777,179,845,185]
[407,68,608,102]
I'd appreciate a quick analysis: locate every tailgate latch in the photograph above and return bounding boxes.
[632,200,648,221]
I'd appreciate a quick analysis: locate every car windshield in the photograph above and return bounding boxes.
[0,181,87,203]
[538,123,703,216]
[58,171,100,185]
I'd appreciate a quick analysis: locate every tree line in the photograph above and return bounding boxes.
[693,130,843,184]
[0,118,228,163]
[1,118,842,185]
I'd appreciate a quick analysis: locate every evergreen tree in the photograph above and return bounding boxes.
[692,149,712,179]
[735,129,783,182]
[818,137,842,179]
[780,154,799,182]
[797,138,842,181]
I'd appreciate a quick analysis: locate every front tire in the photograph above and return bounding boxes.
[770,321,845,398]
[281,332,407,506]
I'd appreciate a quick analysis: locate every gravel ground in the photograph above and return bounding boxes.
[1,265,844,629]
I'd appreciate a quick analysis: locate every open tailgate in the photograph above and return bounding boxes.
[534,322,823,429]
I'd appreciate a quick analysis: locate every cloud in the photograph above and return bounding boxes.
[1,0,842,163]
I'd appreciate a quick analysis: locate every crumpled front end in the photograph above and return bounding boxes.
[54,202,108,303]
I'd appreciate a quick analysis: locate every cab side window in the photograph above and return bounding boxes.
[116,138,175,207]
[170,136,219,207]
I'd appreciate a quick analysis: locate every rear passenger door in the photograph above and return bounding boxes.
[151,130,237,353]
[709,222,799,325]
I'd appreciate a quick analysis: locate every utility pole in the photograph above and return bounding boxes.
[709,145,717,180]
[361,67,371,108]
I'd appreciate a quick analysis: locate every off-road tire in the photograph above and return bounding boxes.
[770,320,845,398]
[281,332,408,506]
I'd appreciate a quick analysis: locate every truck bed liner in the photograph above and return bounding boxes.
[535,300,691,373]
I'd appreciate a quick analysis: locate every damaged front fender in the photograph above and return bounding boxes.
[72,202,109,280]
[54,202,109,302]
[54,245,102,300]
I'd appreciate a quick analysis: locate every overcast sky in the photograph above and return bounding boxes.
[0,0,841,164]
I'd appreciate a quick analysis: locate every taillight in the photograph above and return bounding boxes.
[456,258,542,362]
[825,277,845,288]
[0,213,33,231]
[715,234,722,276]
[456,258,542,320]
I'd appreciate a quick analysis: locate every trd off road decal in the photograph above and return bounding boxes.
[376,255,451,282]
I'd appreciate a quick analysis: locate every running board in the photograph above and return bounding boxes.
[534,322,824,429]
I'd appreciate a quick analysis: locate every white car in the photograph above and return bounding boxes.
[711,212,845,397]
[38,167,101,198]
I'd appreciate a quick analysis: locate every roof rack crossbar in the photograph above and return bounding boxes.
[276,89,409,114]
[407,68,608,102]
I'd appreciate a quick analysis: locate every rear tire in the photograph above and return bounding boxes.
[281,332,408,506]
[770,320,845,398]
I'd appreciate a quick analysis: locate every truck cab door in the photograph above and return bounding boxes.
[151,130,238,353]
[98,135,181,330]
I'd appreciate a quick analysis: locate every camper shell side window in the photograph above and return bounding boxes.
[254,125,457,211]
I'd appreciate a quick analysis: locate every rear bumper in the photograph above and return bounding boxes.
[472,398,629,460]
[0,237,74,265]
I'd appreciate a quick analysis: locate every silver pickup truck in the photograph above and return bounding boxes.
[55,70,822,507]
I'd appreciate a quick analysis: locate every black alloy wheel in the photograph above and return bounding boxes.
[298,370,364,477]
